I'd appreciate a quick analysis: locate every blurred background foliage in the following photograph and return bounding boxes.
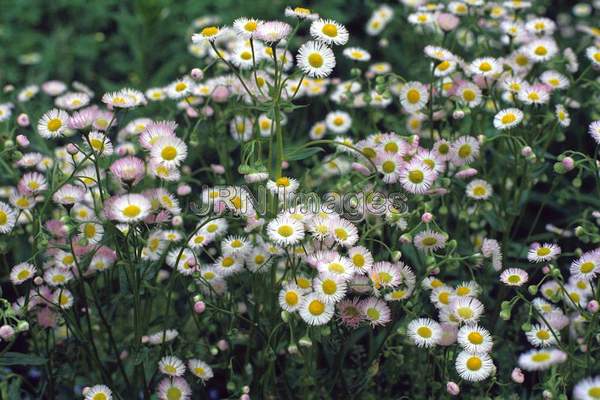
[0,0,375,92]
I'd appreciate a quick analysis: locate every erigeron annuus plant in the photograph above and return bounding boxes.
[0,1,600,399]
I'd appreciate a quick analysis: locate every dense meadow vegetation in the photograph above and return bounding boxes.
[1,0,600,399]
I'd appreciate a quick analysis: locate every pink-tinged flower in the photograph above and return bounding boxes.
[211,85,230,102]
[437,13,459,31]
[588,300,599,313]
[37,307,58,328]
[68,106,96,129]
[337,298,364,328]
[511,368,525,383]
[0,324,15,340]
[254,21,292,44]
[16,134,29,147]
[46,219,68,238]
[194,301,206,314]
[185,107,198,118]
[217,339,229,351]
[190,68,204,80]
[438,323,458,346]
[360,297,391,326]
[52,184,85,206]
[421,212,433,223]
[211,164,226,174]
[562,157,575,171]
[17,113,30,127]
[352,162,371,176]
[202,106,214,117]
[446,381,460,396]
[110,156,145,186]
[177,184,192,196]
[18,172,48,195]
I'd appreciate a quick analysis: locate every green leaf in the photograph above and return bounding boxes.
[284,146,323,161]
[0,352,47,366]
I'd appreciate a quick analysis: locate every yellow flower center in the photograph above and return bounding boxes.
[334,228,348,240]
[175,82,187,92]
[501,113,516,124]
[254,254,265,264]
[166,387,182,400]
[588,387,600,398]
[417,326,432,338]
[536,247,551,256]
[408,170,424,183]
[297,277,311,289]
[536,330,550,340]
[47,118,62,132]
[456,287,471,296]
[466,357,482,370]
[92,394,107,400]
[479,62,492,72]
[534,46,547,56]
[52,274,66,284]
[366,307,380,320]
[222,257,234,267]
[194,367,206,376]
[244,21,257,31]
[308,299,325,315]
[322,24,338,37]
[437,60,450,71]
[123,205,141,218]
[84,224,96,238]
[458,144,471,159]
[594,52,600,62]
[406,89,421,104]
[308,53,324,68]
[240,51,252,60]
[231,239,243,248]
[328,263,345,274]
[457,307,473,319]
[580,261,595,273]
[463,89,476,102]
[277,225,294,237]
[17,270,31,281]
[508,275,521,284]
[161,146,178,161]
[333,116,344,126]
[352,254,365,267]
[473,186,487,197]
[422,237,437,246]
[164,365,178,374]
[439,292,450,304]
[468,332,483,344]
[380,161,395,174]
[0,211,7,225]
[201,26,219,37]
[322,279,337,295]
[532,352,550,362]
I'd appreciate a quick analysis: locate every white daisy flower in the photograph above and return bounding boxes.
[527,243,560,263]
[360,297,391,326]
[573,376,600,400]
[84,385,113,400]
[342,47,371,62]
[450,297,484,324]
[159,355,186,377]
[188,359,214,381]
[493,108,523,130]
[518,348,566,371]
[310,19,349,46]
[526,324,559,348]
[500,268,529,286]
[325,110,352,134]
[399,82,429,112]
[10,262,36,285]
[279,283,304,312]
[0,201,16,234]
[451,136,480,165]
[457,324,493,353]
[38,109,69,139]
[455,351,494,382]
[466,179,493,200]
[400,161,436,194]
[267,215,305,246]
[299,293,335,325]
[150,136,188,167]
[469,57,501,77]
[192,25,223,43]
[407,318,442,347]
[297,41,335,78]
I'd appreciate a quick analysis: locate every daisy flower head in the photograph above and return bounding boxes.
[526,324,559,348]
[213,254,243,276]
[167,78,194,99]
[424,45,455,61]
[221,235,251,256]
[573,376,600,400]
[455,351,494,382]
[299,292,335,326]
[348,246,374,274]
[329,217,358,247]
[337,298,364,328]
[369,261,402,289]
[434,59,457,77]
[469,57,501,77]
[431,286,455,308]
[525,17,556,36]
[156,377,191,400]
[399,82,429,112]
[159,355,186,377]
[279,283,304,312]
[84,385,113,400]
[494,108,523,130]
[466,179,493,200]
[101,90,138,108]
[360,297,391,326]
[232,17,262,38]
[555,105,571,127]
[518,348,566,371]
[407,318,442,347]
[254,21,292,44]
[400,160,436,194]
[314,274,347,304]
[297,41,336,79]
[0,201,16,233]
[44,267,73,287]
[38,109,69,139]
[526,38,558,62]
[527,243,560,263]
[457,324,493,354]
[150,136,188,167]
[10,262,36,285]
[267,215,305,246]
[188,359,214,381]
[414,229,447,251]
[325,110,352,134]
[500,268,528,286]
[342,47,371,62]
[586,46,600,67]
[456,82,482,107]
[451,136,480,166]
[408,11,434,25]
[589,121,600,145]
[112,194,152,223]
[540,70,569,90]
[285,6,318,20]
[450,297,484,324]
[310,19,349,46]
[570,253,600,282]
[518,84,550,106]
[267,176,299,197]
[110,156,146,186]
[192,25,223,43]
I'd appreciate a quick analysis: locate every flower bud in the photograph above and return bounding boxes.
[16,134,30,147]
[66,143,78,155]
[298,336,312,347]
[0,325,15,341]
[521,146,533,157]
[562,156,575,171]
[511,367,525,384]
[421,212,433,223]
[194,301,206,314]
[452,110,465,120]
[587,300,599,313]
[191,68,204,80]
[17,113,30,127]
[446,381,460,396]
[217,339,229,351]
